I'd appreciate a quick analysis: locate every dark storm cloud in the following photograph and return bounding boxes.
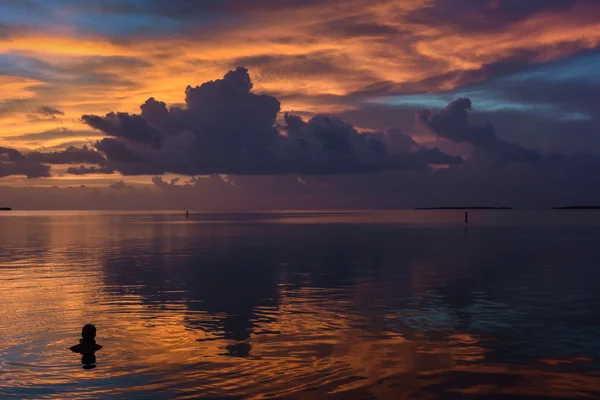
[66,165,115,175]
[0,146,27,162]
[0,161,50,178]
[356,50,600,155]
[417,98,498,146]
[82,113,164,149]
[27,145,106,165]
[283,113,461,172]
[0,146,51,178]
[405,0,584,33]
[416,98,543,163]
[0,144,108,178]
[93,138,147,163]
[81,67,460,176]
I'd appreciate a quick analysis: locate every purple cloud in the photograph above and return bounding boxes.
[81,67,461,176]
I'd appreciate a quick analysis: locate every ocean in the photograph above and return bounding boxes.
[1,210,600,399]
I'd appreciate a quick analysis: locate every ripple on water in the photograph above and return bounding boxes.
[2,212,600,398]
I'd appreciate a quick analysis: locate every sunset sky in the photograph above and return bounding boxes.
[1,0,599,209]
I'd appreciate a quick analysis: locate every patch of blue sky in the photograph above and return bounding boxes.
[67,12,187,37]
[0,53,57,82]
[506,51,600,83]
[368,90,592,122]
[0,4,55,29]
[557,112,593,122]
[368,51,599,122]
[0,0,219,38]
[369,91,555,113]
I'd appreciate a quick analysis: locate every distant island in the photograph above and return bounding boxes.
[554,206,600,210]
[0,207,11,211]
[416,207,512,210]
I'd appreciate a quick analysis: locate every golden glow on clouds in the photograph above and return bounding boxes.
[0,0,599,185]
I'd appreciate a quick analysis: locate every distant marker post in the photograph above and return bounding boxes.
[186,210,189,219]
[465,211,468,224]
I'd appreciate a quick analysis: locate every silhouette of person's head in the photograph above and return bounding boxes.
[70,324,103,369]
[82,324,96,343]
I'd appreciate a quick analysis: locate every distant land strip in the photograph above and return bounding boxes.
[415,207,512,210]
[554,206,600,210]
[0,207,11,211]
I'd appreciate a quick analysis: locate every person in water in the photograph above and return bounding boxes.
[70,324,103,369]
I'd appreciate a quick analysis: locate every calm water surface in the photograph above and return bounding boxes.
[1,210,600,399]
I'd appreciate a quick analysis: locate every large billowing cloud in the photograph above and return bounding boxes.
[416,98,543,164]
[0,66,595,188]
[0,0,599,210]
[77,67,460,176]
[414,97,600,179]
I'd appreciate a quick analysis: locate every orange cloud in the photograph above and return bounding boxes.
[1,0,599,184]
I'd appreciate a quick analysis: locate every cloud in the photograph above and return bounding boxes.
[0,99,31,117]
[0,161,51,178]
[4,127,103,142]
[36,106,64,116]
[82,112,164,149]
[65,165,115,175]
[108,180,135,190]
[405,0,581,33]
[152,176,181,189]
[416,98,543,164]
[0,146,26,163]
[82,67,460,176]
[0,146,51,178]
[0,145,108,178]
[26,105,65,122]
[232,52,369,80]
[27,145,106,165]
[24,105,65,122]
[3,165,600,210]
[1,0,599,146]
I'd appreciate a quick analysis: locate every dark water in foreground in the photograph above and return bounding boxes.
[1,210,600,399]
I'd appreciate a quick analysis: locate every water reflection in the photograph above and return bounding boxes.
[1,211,600,398]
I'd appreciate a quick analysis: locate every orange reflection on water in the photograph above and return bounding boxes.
[1,212,600,398]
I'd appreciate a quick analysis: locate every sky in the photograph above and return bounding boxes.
[0,0,599,209]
